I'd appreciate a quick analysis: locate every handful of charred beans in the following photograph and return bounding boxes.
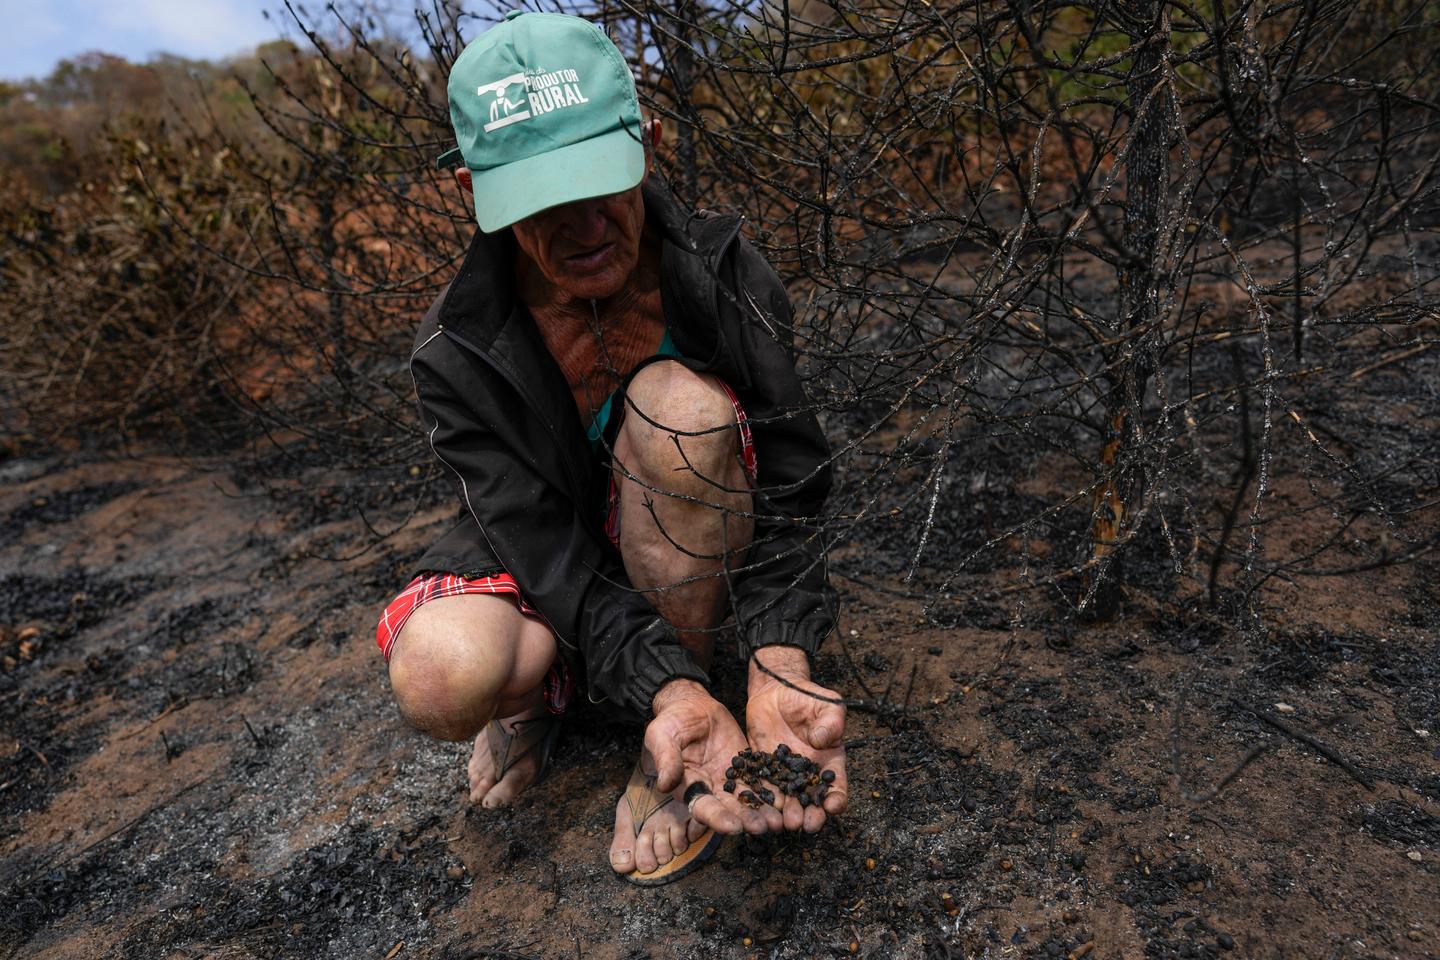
[721,743,835,808]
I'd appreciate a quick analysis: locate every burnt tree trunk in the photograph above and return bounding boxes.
[1084,0,1171,619]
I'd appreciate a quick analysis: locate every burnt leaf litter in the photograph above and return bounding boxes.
[2,351,1439,958]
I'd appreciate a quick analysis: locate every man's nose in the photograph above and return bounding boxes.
[559,199,608,246]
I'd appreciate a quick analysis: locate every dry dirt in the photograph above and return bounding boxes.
[1,372,1437,959]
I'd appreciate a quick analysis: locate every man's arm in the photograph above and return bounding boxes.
[717,238,849,830]
[722,237,838,663]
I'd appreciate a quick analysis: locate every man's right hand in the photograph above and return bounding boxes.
[645,679,773,835]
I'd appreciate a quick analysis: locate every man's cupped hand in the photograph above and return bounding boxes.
[743,645,849,833]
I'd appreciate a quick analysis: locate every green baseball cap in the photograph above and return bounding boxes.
[443,11,645,232]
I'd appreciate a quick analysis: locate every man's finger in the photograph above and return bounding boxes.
[807,701,846,749]
[689,792,742,835]
[821,746,849,812]
[643,727,685,794]
[755,780,784,832]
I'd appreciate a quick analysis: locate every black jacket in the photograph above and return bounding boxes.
[408,179,835,721]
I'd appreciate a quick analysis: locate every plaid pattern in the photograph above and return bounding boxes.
[375,572,571,714]
[605,378,757,547]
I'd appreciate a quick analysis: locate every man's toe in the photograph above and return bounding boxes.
[652,828,675,866]
[482,765,529,807]
[609,839,635,873]
[634,831,658,874]
[610,797,637,873]
[668,821,690,860]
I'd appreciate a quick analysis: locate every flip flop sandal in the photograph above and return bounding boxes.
[486,708,563,787]
[620,761,723,886]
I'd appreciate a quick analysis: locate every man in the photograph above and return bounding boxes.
[375,11,847,884]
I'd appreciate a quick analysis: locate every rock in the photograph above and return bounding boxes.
[1407,850,1422,862]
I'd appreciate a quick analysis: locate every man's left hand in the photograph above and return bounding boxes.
[744,645,849,833]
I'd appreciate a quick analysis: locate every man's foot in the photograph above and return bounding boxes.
[608,750,709,876]
[465,706,555,808]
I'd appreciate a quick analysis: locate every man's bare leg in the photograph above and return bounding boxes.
[387,593,558,807]
[606,360,762,874]
[610,360,754,670]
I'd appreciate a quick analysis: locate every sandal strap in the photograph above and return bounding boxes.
[486,711,561,784]
[623,759,674,838]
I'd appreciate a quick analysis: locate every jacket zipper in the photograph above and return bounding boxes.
[435,322,587,499]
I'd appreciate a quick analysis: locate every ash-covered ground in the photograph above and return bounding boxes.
[1,341,1437,959]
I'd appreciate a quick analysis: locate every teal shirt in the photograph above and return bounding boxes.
[585,327,682,455]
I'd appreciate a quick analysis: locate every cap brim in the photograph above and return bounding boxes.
[470,125,646,233]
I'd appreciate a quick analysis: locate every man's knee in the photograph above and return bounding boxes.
[622,361,740,481]
[386,596,549,741]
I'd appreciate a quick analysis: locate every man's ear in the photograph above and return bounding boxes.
[641,118,662,179]
[454,167,473,194]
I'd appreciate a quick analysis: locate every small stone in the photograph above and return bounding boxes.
[1407,850,1422,862]
[445,865,465,880]
[1274,702,1295,713]
[1216,932,1235,951]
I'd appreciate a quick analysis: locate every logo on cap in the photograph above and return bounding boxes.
[477,73,532,132]
[477,68,592,134]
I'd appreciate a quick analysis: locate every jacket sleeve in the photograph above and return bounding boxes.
[410,349,708,721]
[722,239,838,661]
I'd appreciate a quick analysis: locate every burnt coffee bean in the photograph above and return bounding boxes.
[760,788,776,805]
[724,779,736,793]
[775,743,790,759]
[1216,934,1235,951]
[821,770,836,783]
[798,793,812,807]
[725,767,738,780]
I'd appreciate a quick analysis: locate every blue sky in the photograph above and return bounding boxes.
[1,0,288,81]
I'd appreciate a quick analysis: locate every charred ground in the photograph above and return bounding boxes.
[1,333,1436,960]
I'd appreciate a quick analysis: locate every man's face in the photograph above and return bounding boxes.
[509,182,647,301]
